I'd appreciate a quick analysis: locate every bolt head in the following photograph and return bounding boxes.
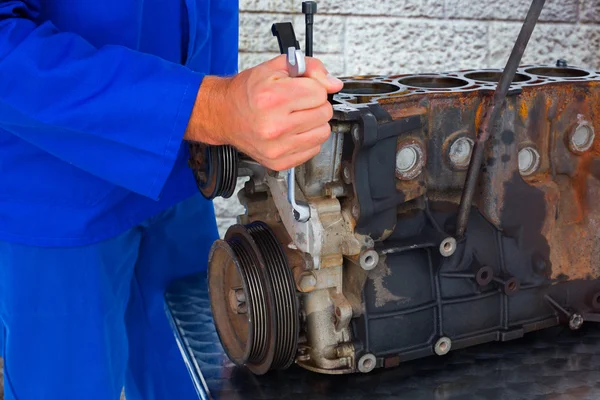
[569,314,584,330]
[299,273,317,292]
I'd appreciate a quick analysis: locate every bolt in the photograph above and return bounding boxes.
[298,273,317,292]
[569,313,584,330]
[518,147,540,176]
[556,59,568,67]
[434,337,452,355]
[342,164,352,184]
[352,203,360,219]
[235,288,246,303]
[351,125,361,142]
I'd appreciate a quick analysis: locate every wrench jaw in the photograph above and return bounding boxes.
[287,47,306,78]
[288,168,311,223]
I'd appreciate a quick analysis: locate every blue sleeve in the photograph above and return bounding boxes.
[210,0,239,76]
[0,0,205,200]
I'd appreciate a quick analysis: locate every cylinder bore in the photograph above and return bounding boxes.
[463,71,532,83]
[340,81,403,95]
[523,66,591,78]
[397,75,470,89]
[208,222,298,375]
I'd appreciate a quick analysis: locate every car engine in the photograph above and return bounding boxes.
[187,0,600,376]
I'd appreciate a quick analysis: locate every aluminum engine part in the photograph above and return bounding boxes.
[206,64,600,375]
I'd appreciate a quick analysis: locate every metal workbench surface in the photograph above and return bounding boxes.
[165,273,600,400]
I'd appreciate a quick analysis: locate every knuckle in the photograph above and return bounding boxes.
[258,123,282,140]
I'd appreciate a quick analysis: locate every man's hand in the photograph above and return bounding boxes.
[185,55,344,171]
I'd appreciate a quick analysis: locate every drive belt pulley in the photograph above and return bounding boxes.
[207,222,299,375]
[188,142,238,200]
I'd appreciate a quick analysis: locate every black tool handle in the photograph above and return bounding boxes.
[271,23,300,55]
[302,1,317,57]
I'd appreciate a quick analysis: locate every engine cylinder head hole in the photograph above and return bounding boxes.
[569,122,595,154]
[518,147,540,176]
[448,136,474,169]
[439,237,457,257]
[569,313,584,331]
[434,337,452,356]
[359,249,379,271]
[357,353,377,373]
[503,277,520,296]
[396,142,425,180]
[475,266,494,286]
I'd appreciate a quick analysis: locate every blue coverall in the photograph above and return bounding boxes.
[0,0,238,398]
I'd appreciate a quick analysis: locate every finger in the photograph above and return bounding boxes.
[257,123,330,162]
[283,104,333,136]
[284,123,332,154]
[264,146,322,171]
[277,77,328,112]
[304,57,344,94]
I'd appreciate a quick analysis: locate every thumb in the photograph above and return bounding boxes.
[304,57,344,94]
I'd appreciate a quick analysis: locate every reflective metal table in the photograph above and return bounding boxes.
[165,273,600,400]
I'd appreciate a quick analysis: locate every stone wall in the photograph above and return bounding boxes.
[214,0,600,237]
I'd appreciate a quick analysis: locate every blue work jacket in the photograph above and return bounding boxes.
[0,0,239,246]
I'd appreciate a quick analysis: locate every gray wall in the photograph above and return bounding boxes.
[214,0,600,237]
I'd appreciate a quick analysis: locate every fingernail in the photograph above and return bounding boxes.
[327,74,343,86]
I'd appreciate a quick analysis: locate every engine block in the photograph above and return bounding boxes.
[203,64,600,375]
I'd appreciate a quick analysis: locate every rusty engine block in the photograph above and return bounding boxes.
[189,63,600,375]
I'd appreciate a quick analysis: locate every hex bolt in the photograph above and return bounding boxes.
[342,163,352,184]
[298,272,317,292]
[352,203,360,219]
[434,337,452,356]
[357,353,377,373]
[569,313,584,330]
[351,125,361,142]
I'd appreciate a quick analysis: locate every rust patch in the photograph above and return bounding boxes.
[368,255,410,308]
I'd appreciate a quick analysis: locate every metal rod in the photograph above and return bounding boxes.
[455,0,546,238]
[302,2,316,57]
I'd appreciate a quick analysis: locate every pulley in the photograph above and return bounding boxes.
[188,142,238,200]
[207,221,299,375]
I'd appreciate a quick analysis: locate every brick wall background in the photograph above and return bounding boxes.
[213,0,600,236]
